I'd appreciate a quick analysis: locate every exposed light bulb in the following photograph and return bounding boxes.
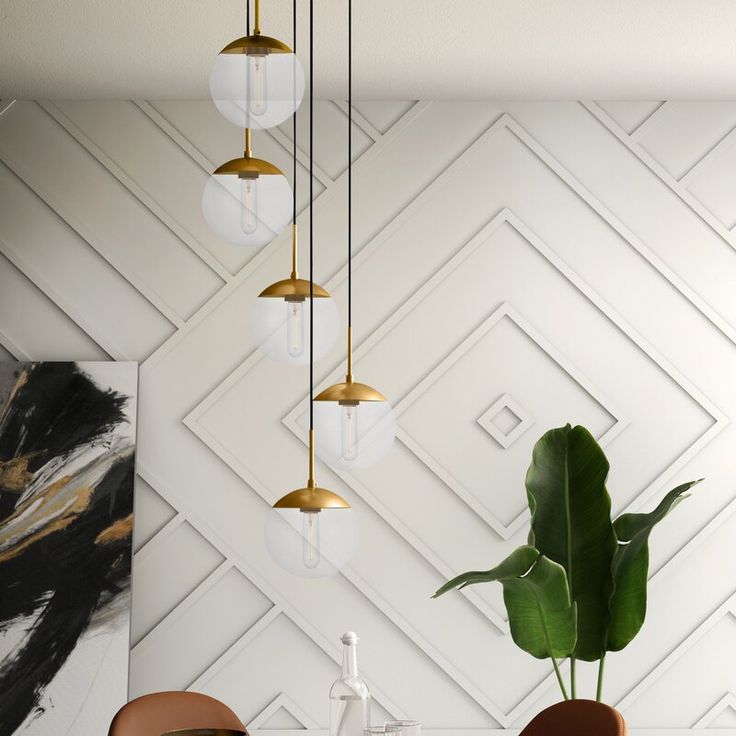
[341,403,359,461]
[249,54,269,116]
[286,299,305,357]
[240,177,258,234]
[302,510,321,569]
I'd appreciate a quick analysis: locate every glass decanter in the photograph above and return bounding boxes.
[329,632,371,736]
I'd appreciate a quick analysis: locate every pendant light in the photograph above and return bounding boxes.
[210,0,305,131]
[250,0,338,365]
[313,0,396,470]
[201,127,292,248]
[265,0,356,578]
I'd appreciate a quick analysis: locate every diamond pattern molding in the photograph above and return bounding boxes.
[0,100,734,736]
[476,393,534,451]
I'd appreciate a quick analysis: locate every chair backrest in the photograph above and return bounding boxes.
[520,699,627,736]
[108,691,247,736]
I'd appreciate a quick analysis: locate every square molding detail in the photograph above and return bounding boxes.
[477,393,534,449]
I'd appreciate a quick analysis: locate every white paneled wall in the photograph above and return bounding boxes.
[0,99,735,735]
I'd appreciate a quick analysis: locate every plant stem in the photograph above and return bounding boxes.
[596,655,606,702]
[551,657,569,701]
[570,656,577,699]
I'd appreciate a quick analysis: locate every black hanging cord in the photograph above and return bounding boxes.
[246,0,250,35]
[347,0,352,328]
[292,0,298,225]
[309,0,314,430]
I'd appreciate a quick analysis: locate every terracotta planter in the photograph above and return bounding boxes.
[521,699,627,736]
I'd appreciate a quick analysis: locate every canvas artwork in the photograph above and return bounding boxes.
[0,362,138,735]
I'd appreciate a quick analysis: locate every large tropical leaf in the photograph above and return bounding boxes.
[525,424,617,661]
[606,479,702,651]
[433,545,577,659]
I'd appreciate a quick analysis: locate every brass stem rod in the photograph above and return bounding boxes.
[346,326,353,382]
[307,429,315,487]
[245,128,252,158]
[290,224,298,279]
[254,0,261,34]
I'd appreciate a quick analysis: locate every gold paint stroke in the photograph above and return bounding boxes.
[95,514,133,545]
[0,477,93,564]
[0,454,36,492]
[0,367,29,428]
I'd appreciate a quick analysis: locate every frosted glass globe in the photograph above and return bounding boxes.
[250,296,339,365]
[313,400,396,470]
[210,52,305,130]
[265,507,357,578]
[202,173,292,248]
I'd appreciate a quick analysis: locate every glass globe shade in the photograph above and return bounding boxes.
[202,173,292,248]
[265,507,357,578]
[250,295,338,365]
[210,52,305,130]
[313,400,396,470]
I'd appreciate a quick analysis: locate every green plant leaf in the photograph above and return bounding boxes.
[432,545,577,659]
[525,424,617,661]
[606,479,702,651]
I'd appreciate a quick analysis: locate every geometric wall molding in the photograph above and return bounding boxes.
[1,99,735,735]
[694,693,736,730]
[248,692,320,731]
[477,393,534,450]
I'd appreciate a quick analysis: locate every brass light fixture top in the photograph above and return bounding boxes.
[220,35,293,55]
[314,327,386,403]
[259,277,329,299]
[273,430,350,511]
[315,379,386,403]
[214,128,283,177]
[258,225,331,299]
[214,156,283,177]
[274,484,350,511]
[220,0,291,55]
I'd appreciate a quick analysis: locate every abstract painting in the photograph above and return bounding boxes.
[0,362,138,735]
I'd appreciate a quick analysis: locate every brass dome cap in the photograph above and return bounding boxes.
[220,34,293,54]
[274,486,350,511]
[258,277,330,299]
[315,380,386,403]
[214,155,283,177]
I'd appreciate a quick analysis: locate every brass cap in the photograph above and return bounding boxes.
[220,34,292,54]
[258,277,330,299]
[274,486,351,511]
[214,155,283,177]
[315,380,386,403]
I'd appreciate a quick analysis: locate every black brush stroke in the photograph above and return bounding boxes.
[0,453,134,734]
[0,363,127,506]
[0,362,135,734]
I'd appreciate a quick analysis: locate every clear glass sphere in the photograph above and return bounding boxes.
[250,296,339,365]
[265,507,357,578]
[202,173,292,248]
[313,400,396,470]
[210,52,305,130]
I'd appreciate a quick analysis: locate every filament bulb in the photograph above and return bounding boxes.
[249,54,268,116]
[341,403,359,461]
[286,299,305,357]
[302,510,320,569]
[240,177,258,234]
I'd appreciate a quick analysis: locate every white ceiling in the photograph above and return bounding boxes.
[3,0,736,99]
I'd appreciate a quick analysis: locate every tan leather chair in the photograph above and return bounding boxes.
[108,691,247,736]
[520,699,627,736]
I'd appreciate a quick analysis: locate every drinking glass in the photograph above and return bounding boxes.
[365,726,402,736]
[386,720,420,736]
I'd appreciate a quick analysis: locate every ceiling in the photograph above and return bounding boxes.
[3,0,736,100]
